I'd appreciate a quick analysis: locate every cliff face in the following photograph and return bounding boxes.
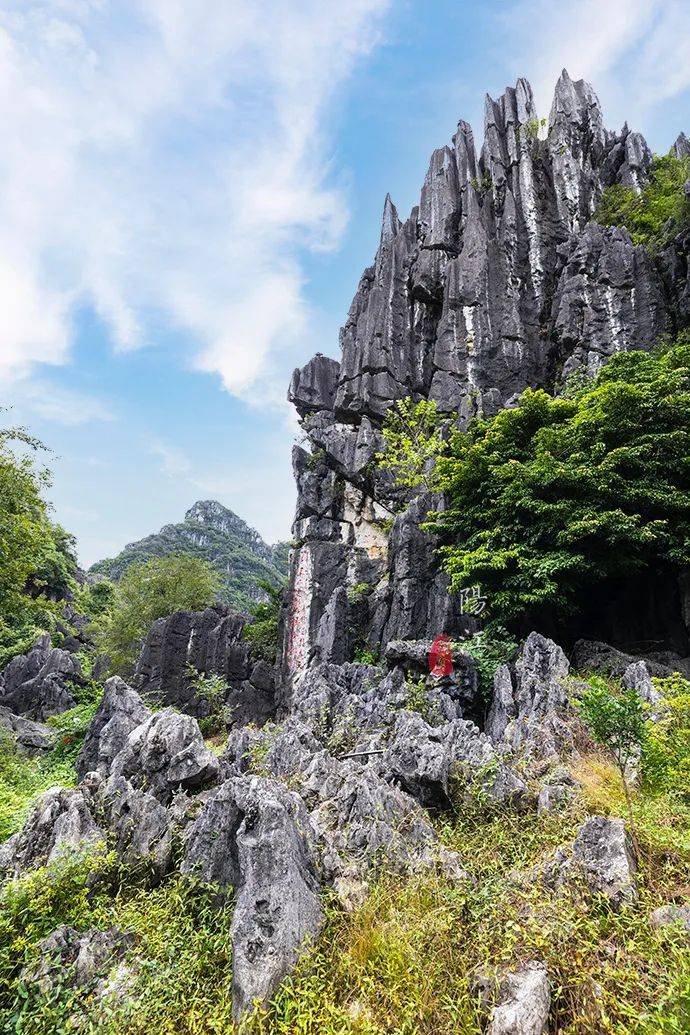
[283,70,690,678]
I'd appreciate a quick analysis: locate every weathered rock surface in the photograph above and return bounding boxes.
[488,962,551,1035]
[21,925,135,995]
[0,786,104,878]
[0,635,82,720]
[572,639,690,680]
[649,903,690,936]
[0,705,55,754]
[486,633,573,759]
[110,708,220,803]
[133,605,278,726]
[281,69,688,675]
[230,777,324,1022]
[100,774,173,876]
[542,816,638,909]
[182,775,323,1023]
[382,709,526,809]
[75,677,151,779]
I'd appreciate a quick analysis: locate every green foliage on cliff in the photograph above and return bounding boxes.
[242,579,283,663]
[95,553,219,675]
[421,338,690,627]
[0,420,79,666]
[375,397,446,492]
[89,501,288,615]
[593,152,690,251]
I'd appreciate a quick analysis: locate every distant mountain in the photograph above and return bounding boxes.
[89,500,290,612]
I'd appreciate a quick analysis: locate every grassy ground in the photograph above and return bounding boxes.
[1,672,690,1033]
[248,762,690,1035]
[0,754,688,1034]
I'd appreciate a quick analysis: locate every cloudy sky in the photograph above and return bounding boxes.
[1,0,689,566]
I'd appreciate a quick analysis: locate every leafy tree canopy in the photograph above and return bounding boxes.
[0,420,78,665]
[95,553,219,675]
[378,336,690,629]
[593,152,690,252]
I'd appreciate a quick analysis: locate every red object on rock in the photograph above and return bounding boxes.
[429,634,453,677]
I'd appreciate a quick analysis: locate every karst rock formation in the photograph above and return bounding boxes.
[2,70,689,1029]
[284,69,690,677]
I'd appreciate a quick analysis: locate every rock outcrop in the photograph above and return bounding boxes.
[486,632,574,759]
[0,786,104,879]
[541,816,638,910]
[109,708,220,803]
[487,962,551,1035]
[282,67,687,683]
[133,605,277,726]
[1,67,688,1029]
[183,775,324,1023]
[0,635,82,721]
[0,706,55,754]
[75,676,151,779]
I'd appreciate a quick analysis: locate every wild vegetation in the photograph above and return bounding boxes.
[93,553,220,675]
[2,672,690,1032]
[242,579,283,663]
[89,501,289,614]
[377,335,690,630]
[593,152,690,251]
[0,420,79,667]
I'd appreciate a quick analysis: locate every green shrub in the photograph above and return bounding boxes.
[243,580,283,664]
[353,646,378,666]
[425,338,690,628]
[642,674,690,797]
[0,418,79,667]
[375,397,446,493]
[459,628,518,703]
[347,582,372,605]
[0,694,101,841]
[577,675,647,853]
[593,152,690,252]
[186,667,231,737]
[0,852,235,1034]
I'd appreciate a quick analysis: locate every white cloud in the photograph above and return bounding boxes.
[149,438,192,478]
[0,0,389,394]
[504,0,690,130]
[9,378,115,425]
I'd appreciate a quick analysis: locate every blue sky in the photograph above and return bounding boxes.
[1,0,689,567]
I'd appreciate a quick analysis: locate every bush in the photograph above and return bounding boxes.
[243,580,283,664]
[375,397,446,493]
[0,419,79,666]
[593,152,690,251]
[642,673,690,797]
[459,628,518,704]
[426,338,690,627]
[0,853,235,1033]
[0,693,102,842]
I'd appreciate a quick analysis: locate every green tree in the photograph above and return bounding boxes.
[96,553,219,674]
[418,337,690,627]
[577,677,646,856]
[0,421,77,665]
[593,152,690,252]
[375,397,446,493]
